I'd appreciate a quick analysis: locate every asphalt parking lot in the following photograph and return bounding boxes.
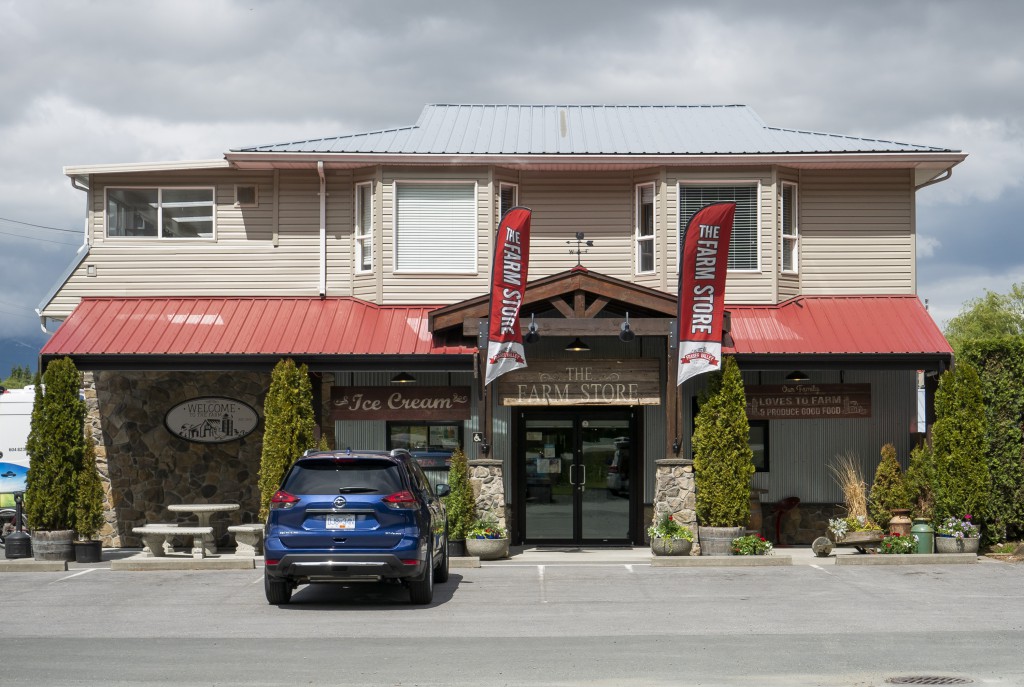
[1,554,1022,686]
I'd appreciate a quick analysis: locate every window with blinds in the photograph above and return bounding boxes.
[395,182,477,273]
[635,183,655,274]
[679,184,758,270]
[781,183,798,274]
[355,182,373,272]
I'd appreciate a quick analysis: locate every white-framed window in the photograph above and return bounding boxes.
[635,182,656,274]
[498,182,518,222]
[355,182,374,273]
[106,187,215,239]
[678,183,759,271]
[780,182,798,274]
[394,181,477,273]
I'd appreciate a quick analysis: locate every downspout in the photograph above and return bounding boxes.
[38,175,90,334]
[318,160,326,297]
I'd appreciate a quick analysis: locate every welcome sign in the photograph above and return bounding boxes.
[165,397,260,443]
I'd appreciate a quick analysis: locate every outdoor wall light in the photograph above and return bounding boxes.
[672,437,681,456]
[786,370,810,383]
[618,312,636,342]
[524,314,541,344]
[565,337,590,352]
[390,372,416,384]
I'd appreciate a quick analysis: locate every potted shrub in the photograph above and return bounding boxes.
[868,443,912,533]
[24,358,87,562]
[444,446,473,557]
[73,437,106,563]
[731,533,772,556]
[827,451,882,550]
[692,357,755,555]
[648,514,693,556]
[465,515,508,560]
[935,514,981,554]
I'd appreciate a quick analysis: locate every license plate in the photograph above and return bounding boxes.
[325,514,356,530]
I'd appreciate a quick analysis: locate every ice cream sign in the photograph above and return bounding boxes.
[165,396,260,444]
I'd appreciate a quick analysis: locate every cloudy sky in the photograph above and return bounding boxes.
[1,0,1022,371]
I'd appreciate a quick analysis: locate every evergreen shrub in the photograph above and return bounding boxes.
[868,443,912,529]
[258,358,317,521]
[444,446,474,541]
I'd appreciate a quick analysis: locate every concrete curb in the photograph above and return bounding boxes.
[0,559,68,572]
[651,555,793,567]
[835,552,977,565]
[450,556,481,569]
[111,556,257,571]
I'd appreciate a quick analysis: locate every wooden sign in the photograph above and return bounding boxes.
[330,387,471,421]
[745,384,871,420]
[495,359,660,406]
[165,397,260,444]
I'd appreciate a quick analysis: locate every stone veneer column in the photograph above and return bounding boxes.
[82,371,118,545]
[468,458,507,531]
[652,457,696,550]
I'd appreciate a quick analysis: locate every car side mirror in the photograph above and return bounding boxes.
[435,483,451,497]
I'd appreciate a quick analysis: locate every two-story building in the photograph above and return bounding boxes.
[38,105,961,547]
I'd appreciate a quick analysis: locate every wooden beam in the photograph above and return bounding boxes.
[549,296,574,319]
[462,318,675,337]
[584,296,609,319]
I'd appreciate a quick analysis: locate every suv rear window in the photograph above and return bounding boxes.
[282,459,404,494]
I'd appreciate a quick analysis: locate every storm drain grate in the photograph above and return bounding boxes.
[886,678,973,685]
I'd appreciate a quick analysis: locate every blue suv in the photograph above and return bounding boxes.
[264,449,450,605]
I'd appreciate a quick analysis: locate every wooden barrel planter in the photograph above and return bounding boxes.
[32,530,75,562]
[698,526,745,556]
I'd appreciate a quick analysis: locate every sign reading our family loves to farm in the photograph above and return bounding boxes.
[745,384,872,420]
[164,397,260,443]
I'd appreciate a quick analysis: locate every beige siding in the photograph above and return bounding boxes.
[325,170,354,297]
[799,170,915,295]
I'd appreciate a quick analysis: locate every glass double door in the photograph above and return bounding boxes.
[520,409,634,545]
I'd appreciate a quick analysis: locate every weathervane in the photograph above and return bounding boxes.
[567,232,594,267]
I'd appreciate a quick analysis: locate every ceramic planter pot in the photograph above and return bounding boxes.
[651,537,692,556]
[935,535,980,554]
[466,537,509,560]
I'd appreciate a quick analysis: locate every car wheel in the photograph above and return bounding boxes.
[264,572,292,605]
[408,550,434,605]
[435,530,450,584]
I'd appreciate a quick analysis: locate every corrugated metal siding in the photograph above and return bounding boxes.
[642,337,667,503]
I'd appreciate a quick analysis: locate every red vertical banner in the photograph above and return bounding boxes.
[485,207,532,386]
[677,202,736,386]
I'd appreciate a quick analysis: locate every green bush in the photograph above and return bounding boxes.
[75,437,106,540]
[905,440,936,520]
[693,357,755,528]
[868,443,912,529]
[444,446,474,541]
[24,358,87,532]
[931,363,990,527]
[958,337,1024,541]
[257,359,317,521]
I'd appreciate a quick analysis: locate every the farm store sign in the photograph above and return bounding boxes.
[745,384,871,420]
[165,397,260,443]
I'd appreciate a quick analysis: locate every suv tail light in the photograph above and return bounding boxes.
[608,465,619,474]
[382,490,417,510]
[270,490,299,510]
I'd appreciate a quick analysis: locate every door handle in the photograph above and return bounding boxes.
[568,464,577,486]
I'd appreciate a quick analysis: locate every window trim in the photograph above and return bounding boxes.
[233,184,258,208]
[354,181,374,274]
[780,182,799,275]
[676,180,761,273]
[105,186,216,240]
[634,182,656,275]
[392,179,478,275]
[498,181,518,223]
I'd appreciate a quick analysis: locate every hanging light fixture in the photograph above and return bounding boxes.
[391,372,416,384]
[565,337,590,352]
[524,314,540,344]
[619,312,636,342]
[785,370,810,383]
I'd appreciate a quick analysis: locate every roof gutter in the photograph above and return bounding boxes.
[318,160,326,297]
[36,176,92,334]
[916,166,953,190]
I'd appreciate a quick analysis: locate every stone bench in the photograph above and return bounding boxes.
[137,523,178,555]
[133,526,213,559]
[228,524,265,557]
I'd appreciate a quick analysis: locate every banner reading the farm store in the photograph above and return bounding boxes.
[485,206,532,386]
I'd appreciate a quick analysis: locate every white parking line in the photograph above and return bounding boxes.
[51,568,97,583]
[625,564,634,574]
[810,564,835,576]
[538,565,547,604]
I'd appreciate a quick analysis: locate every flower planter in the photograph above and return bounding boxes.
[32,529,75,562]
[935,535,980,554]
[651,537,692,556]
[73,539,103,563]
[447,539,467,558]
[465,537,509,560]
[698,526,744,556]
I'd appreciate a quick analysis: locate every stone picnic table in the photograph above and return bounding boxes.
[168,503,240,554]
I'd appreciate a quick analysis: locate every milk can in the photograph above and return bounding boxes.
[911,517,934,554]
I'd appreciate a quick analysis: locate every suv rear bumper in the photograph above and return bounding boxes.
[266,553,427,582]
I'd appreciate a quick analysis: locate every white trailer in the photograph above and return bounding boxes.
[0,387,34,507]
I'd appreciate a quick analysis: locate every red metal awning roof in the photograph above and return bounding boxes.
[724,296,952,356]
[41,297,475,358]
